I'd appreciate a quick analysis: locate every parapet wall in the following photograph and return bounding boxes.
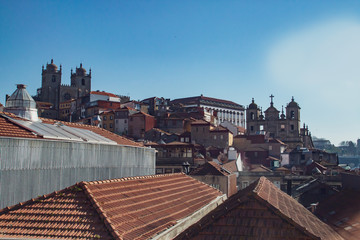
[0,137,156,208]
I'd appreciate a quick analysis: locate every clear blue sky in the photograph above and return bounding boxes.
[1,0,359,145]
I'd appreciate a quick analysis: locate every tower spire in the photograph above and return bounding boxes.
[270,94,274,106]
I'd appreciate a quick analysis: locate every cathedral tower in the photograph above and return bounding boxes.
[70,63,91,98]
[41,59,62,110]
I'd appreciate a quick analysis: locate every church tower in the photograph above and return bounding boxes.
[41,59,62,110]
[286,96,301,138]
[246,98,261,134]
[70,63,91,98]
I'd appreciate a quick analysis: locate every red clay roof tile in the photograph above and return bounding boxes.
[0,173,222,240]
[176,176,343,240]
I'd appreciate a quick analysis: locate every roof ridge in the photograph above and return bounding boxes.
[83,173,185,185]
[80,182,121,240]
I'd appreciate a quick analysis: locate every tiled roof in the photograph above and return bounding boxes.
[171,95,244,109]
[191,161,230,176]
[0,113,40,139]
[0,186,114,239]
[0,173,223,240]
[315,189,360,240]
[176,176,343,240]
[90,91,118,98]
[0,112,141,147]
[222,160,238,173]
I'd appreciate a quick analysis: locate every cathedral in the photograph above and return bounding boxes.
[246,95,312,149]
[36,59,91,118]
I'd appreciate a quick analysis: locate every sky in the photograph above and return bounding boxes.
[0,0,359,145]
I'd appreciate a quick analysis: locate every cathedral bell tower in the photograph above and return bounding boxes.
[246,98,261,134]
[286,96,301,137]
[70,63,91,98]
[41,59,62,110]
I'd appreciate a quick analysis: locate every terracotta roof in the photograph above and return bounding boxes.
[131,111,154,118]
[190,119,210,125]
[222,160,238,173]
[191,161,230,176]
[0,113,40,139]
[0,112,141,147]
[249,164,273,172]
[0,173,223,240]
[176,176,343,240]
[91,91,118,98]
[315,189,360,240]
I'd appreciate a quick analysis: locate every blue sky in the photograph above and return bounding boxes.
[1,0,359,145]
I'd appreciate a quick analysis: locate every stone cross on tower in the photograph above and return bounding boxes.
[270,94,274,106]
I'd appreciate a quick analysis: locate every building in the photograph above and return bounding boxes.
[128,111,156,139]
[141,96,170,116]
[114,107,138,135]
[190,161,238,197]
[35,60,91,119]
[0,84,155,208]
[191,119,233,149]
[145,141,195,174]
[0,173,225,240]
[246,96,313,149]
[171,95,245,128]
[176,176,343,240]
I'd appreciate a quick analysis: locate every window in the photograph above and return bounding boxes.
[291,124,294,131]
[250,126,254,131]
[124,119,127,123]
[281,124,285,131]
[185,137,189,142]
[291,111,295,119]
[214,135,217,140]
[156,168,163,174]
[82,78,85,85]
[180,137,184,142]
[110,123,113,128]
[103,124,107,128]
[220,135,223,139]
[250,112,254,120]
[52,75,56,82]
[165,168,172,174]
[242,181,249,189]
[260,125,264,131]
[103,116,107,121]
[110,115,113,120]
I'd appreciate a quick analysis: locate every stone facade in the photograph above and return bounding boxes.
[36,59,91,119]
[246,96,309,149]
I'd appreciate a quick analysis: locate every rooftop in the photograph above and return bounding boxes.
[0,173,224,240]
[0,112,141,147]
[176,176,343,240]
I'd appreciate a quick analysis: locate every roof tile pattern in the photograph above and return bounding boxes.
[190,161,230,176]
[84,174,222,240]
[315,190,360,240]
[0,173,222,240]
[0,114,39,139]
[176,177,343,240]
[0,187,113,239]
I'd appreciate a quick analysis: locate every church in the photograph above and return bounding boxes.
[246,95,312,149]
[35,59,91,118]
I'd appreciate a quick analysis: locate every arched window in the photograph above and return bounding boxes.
[250,112,255,120]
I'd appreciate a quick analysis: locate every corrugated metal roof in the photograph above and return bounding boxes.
[12,119,117,144]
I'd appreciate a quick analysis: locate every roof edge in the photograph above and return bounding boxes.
[153,194,227,240]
